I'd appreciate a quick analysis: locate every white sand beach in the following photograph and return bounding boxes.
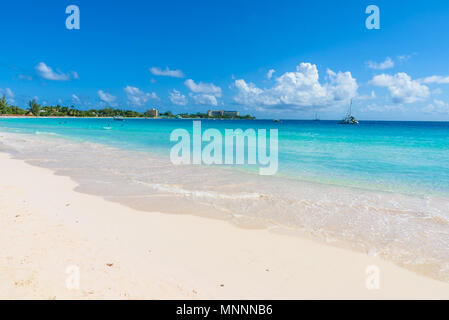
[1,151,449,299]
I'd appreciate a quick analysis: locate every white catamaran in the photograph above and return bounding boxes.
[339,99,359,125]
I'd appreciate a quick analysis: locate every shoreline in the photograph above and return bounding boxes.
[1,128,449,283]
[1,152,449,299]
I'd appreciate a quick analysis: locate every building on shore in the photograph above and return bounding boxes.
[145,108,159,118]
[207,110,240,117]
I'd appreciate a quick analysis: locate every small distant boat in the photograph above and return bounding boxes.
[273,119,281,123]
[114,116,125,121]
[339,100,359,125]
[314,113,320,121]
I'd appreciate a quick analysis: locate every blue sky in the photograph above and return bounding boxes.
[1,0,449,120]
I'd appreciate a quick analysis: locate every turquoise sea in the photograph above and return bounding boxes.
[0,118,448,196]
[1,118,449,280]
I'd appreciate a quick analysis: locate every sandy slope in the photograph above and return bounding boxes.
[0,152,448,299]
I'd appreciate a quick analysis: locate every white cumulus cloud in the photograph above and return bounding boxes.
[169,90,188,106]
[233,62,358,109]
[35,62,77,81]
[371,72,430,104]
[267,69,275,79]
[97,90,117,105]
[190,93,218,106]
[419,75,449,84]
[184,79,222,106]
[124,86,158,106]
[423,99,449,114]
[150,67,185,78]
[184,79,222,96]
[71,94,81,103]
[366,57,395,70]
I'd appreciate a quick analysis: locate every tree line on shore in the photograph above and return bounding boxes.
[0,96,255,119]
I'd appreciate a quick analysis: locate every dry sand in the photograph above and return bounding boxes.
[1,152,449,299]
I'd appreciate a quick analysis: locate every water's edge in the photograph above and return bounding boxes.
[1,130,448,283]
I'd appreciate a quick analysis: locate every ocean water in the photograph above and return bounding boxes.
[1,118,449,280]
[1,118,449,196]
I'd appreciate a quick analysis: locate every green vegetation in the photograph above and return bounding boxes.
[0,97,255,119]
[0,95,27,115]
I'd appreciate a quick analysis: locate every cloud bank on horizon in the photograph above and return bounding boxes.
[3,58,449,118]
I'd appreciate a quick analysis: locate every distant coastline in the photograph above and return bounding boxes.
[0,115,256,120]
[0,97,255,120]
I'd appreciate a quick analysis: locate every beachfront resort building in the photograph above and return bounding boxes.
[145,108,159,118]
[207,110,240,117]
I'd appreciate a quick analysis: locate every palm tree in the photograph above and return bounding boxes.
[28,99,41,116]
[0,95,9,114]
